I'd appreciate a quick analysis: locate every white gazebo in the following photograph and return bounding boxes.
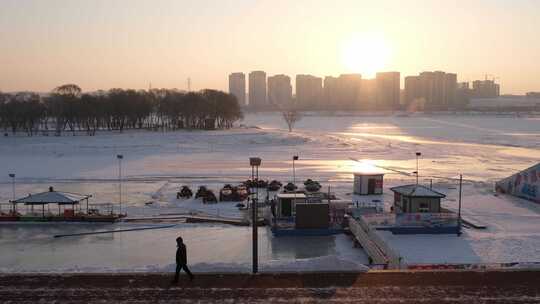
[13,187,92,218]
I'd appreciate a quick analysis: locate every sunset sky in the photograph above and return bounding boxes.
[1,0,539,94]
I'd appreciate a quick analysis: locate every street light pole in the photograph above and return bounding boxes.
[293,156,296,188]
[415,152,421,185]
[249,157,262,274]
[458,174,463,236]
[117,155,123,215]
[292,155,299,209]
[8,173,15,213]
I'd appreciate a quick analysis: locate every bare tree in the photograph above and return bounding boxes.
[281,108,302,132]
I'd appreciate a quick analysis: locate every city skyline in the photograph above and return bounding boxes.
[1,0,540,94]
[229,69,529,111]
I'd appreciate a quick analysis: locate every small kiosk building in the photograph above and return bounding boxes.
[354,173,384,195]
[274,193,306,217]
[390,184,446,213]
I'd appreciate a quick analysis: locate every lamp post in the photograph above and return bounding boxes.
[457,174,463,236]
[293,155,298,187]
[292,155,298,206]
[249,157,262,274]
[117,154,123,215]
[8,173,15,213]
[415,152,421,185]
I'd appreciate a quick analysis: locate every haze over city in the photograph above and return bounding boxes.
[1,0,539,94]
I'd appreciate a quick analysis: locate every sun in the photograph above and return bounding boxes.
[340,34,391,78]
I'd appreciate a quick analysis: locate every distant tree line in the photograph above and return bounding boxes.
[0,84,243,136]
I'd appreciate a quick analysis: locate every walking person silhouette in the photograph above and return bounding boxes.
[172,236,194,284]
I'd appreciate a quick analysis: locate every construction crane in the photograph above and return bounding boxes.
[484,74,500,82]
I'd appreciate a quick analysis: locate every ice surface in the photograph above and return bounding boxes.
[0,113,539,271]
[0,223,368,273]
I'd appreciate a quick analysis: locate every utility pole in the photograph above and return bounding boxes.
[187,78,191,92]
[117,155,123,215]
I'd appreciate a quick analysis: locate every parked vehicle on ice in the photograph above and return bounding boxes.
[220,184,250,201]
[304,179,322,192]
[283,182,298,192]
[195,186,218,204]
[267,180,283,192]
[244,179,268,188]
[195,186,209,199]
[219,184,235,201]
[177,186,193,199]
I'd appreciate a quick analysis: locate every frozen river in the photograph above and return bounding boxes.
[0,113,539,271]
[0,223,367,273]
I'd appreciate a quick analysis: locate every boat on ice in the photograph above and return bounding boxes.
[0,211,19,222]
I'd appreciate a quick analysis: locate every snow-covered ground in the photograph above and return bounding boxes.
[378,192,540,265]
[0,113,539,271]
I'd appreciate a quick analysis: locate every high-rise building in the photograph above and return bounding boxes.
[360,78,377,110]
[336,74,362,110]
[405,71,458,110]
[323,76,339,110]
[456,82,471,110]
[296,74,323,109]
[472,80,500,98]
[458,82,470,90]
[248,71,267,109]
[228,72,246,107]
[418,71,435,108]
[444,73,457,107]
[404,76,422,107]
[267,74,292,108]
[376,72,400,110]
[433,71,447,108]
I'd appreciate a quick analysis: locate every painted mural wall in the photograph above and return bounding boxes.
[496,163,540,203]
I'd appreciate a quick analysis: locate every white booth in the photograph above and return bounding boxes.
[353,173,384,195]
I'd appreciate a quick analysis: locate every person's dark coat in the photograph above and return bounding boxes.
[176,242,187,265]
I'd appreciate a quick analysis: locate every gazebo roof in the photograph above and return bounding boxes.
[13,189,91,205]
